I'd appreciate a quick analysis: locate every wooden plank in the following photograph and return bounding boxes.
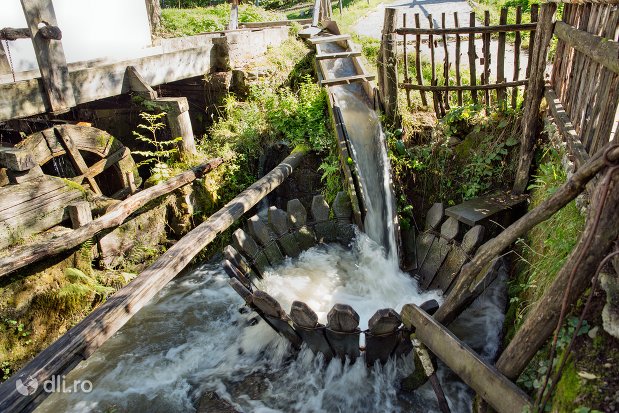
[0,28,31,40]
[229,0,239,30]
[403,14,411,108]
[0,151,304,413]
[445,191,527,227]
[525,4,539,79]
[0,158,223,279]
[544,87,589,168]
[454,12,462,106]
[308,34,351,44]
[511,6,522,108]
[441,13,450,109]
[400,79,528,91]
[20,0,76,113]
[125,66,157,99]
[468,12,478,104]
[382,8,399,119]
[241,19,313,28]
[513,2,557,194]
[0,43,216,122]
[70,147,130,185]
[496,8,507,107]
[396,23,537,35]
[401,304,533,413]
[54,127,102,195]
[320,74,375,86]
[428,14,436,110]
[483,11,491,106]
[316,51,362,60]
[312,0,321,26]
[414,13,428,106]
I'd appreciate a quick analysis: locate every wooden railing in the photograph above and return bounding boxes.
[379,6,539,117]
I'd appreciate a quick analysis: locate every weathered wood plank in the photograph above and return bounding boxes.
[441,13,450,109]
[401,304,532,413]
[320,74,375,86]
[395,23,537,35]
[316,51,362,60]
[482,11,491,106]
[54,127,102,195]
[0,150,305,413]
[496,8,507,106]
[511,6,522,108]
[20,0,76,113]
[308,34,351,44]
[414,13,428,106]
[454,12,462,106]
[400,79,528,92]
[0,158,223,278]
[468,12,478,104]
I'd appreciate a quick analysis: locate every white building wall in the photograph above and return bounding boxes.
[1,0,152,72]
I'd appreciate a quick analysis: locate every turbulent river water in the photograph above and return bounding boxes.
[37,38,507,413]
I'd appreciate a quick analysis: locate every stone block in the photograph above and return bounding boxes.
[425,202,444,231]
[430,247,468,293]
[224,245,260,280]
[287,198,307,228]
[252,290,285,318]
[327,303,360,332]
[368,308,401,335]
[232,228,269,273]
[461,225,486,254]
[311,195,330,222]
[294,226,316,251]
[269,207,302,258]
[417,237,451,290]
[332,191,352,221]
[440,216,461,242]
[247,215,284,266]
[290,300,318,328]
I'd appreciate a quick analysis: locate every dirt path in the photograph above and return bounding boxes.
[353,0,530,83]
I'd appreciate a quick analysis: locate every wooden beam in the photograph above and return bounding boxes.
[434,144,619,326]
[241,19,313,28]
[400,79,528,91]
[0,43,217,122]
[312,0,321,27]
[54,127,102,195]
[0,149,305,413]
[0,158,223,279]
[0,26,61,41]
[320,74,375,86]
[396,23,537,36]
[316,51,362,60]
[229,0,239,30]
[70,147,130,185]
[513,3,557,194]
[125,66,158,99]
[308,34,351,44]
[544,0,619,4]
[20,0,75,113]
[402,304,532,413]
[544,87,589,168]
[554,21,619,75]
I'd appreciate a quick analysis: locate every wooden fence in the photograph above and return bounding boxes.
[546,2,619,167]
[380,6,539,117]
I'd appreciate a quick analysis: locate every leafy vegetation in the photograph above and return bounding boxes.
[160,5,284,37]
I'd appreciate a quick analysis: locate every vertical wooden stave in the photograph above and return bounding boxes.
[454,12,462,106]
[483,10,491,106]
[414,13,428,106]
[468,12,478,104]
[441,13,450,110]
[428,14,438,116]
[403,13,411,108]
[496,7,507,108]
[512,6,522,109]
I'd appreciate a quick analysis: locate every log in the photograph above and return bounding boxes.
[229,0,239,30]
[395,23,537,35]
[434,144,619,325]
[0,148,306,413]
[482,11,491,106]
[496,164,619,380]
[468,12,478,104]
[513,3,557,194]
[0,158,223,278]
[0,26,61,41]
[401,304,532,413]
[454,12,462,106]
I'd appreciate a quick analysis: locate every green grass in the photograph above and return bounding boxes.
[160,5,285,36]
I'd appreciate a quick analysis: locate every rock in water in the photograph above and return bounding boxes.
[252,290,285,318]
[327,303,360,332]
[368,308,401,335]
[290,300,319,328]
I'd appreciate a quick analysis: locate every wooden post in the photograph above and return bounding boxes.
[156,97,198,158]
[20,0,76,113]
[482,10,491,106]
[67,201,93,229]
[513,2,557,194]
[229,0,239,30]
[511,6,522,109]
[414,13,428,106]
[382,8,399,120]
[441,13,450,110]
[401,304,533,413]
[496,164,619,380]
[496,8,507,108]
[403,14,411,108]
[454,12,463,106]
[468,12,478,104]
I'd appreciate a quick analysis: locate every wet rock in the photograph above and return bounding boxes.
[229,372,271,400]
[461,225,486,254]
[232,229,269,274]
[368,308,401,335]
[420,299,440,315]
[294,226,317,251]
[223,245,259,280]
[290,300,318,328]
[417,237,450,290]
[287,198,307,228]
[327,303,360,332]
[425,203,444,231]
[252,290,285,319]
[197,391,240,413]
[430,247,467,293]
[311,195,330,222]
[440,217,461,242]
[312,195,337,243]
[332,191,352,220]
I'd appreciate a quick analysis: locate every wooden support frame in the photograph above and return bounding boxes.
[395,23,537,35]
[0,26,61,41]
[20,0,75,113]
[401,304,532,413]
[316,51,362,60]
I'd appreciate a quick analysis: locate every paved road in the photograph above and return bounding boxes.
[353,0,530,84]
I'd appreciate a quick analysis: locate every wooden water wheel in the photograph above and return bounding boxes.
[15,124,140,197]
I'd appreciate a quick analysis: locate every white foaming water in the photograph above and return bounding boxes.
[321,42,399,261]
[35,234,506,413]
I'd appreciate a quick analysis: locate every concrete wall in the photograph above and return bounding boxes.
[1,0,152,72]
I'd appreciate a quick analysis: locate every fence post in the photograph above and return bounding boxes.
[381,8,399,121]
[513,2,556,194]
[20,0,76,113]
[229,0,239,30]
